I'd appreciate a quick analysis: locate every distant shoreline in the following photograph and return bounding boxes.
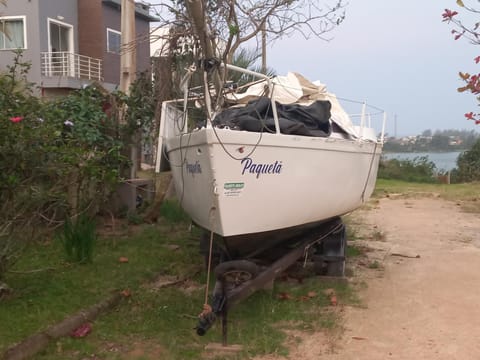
[382,151,461,171]
[382,150,466,154]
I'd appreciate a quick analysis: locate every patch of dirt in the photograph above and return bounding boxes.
[146,267,204,294]
[256,197,480,359]
[98,340,166,360]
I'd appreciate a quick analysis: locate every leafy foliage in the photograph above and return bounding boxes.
[451,138,480,182]
[378,156,439,183]
[0,52,155,280]
[442,2,480,124]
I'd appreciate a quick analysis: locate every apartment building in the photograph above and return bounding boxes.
[0,0,157,96]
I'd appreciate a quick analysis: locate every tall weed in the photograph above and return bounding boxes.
[59,214,96,263]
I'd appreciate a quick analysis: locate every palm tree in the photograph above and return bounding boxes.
[230,47,276,86]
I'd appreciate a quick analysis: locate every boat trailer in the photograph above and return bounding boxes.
[195,216,346,345]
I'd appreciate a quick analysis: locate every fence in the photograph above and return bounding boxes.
[41,52,102,81]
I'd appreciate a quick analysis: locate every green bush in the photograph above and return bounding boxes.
[451,139,480,183]
[0,52,155,281]
[160,199,191,223]
[378,156,438,183]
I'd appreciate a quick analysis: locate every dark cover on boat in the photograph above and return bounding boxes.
[213,96,332,137]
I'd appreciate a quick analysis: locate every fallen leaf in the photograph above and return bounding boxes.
[118,257,129,263]
[121,289,131,297]
[352,336,367,340]
[71,323,92,338]
[330,295,338,306]
[307,291,317,298]
[277,292,293,300]
[323,288,335,296]
[297,296,310,302]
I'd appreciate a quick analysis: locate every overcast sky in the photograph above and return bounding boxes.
[266,0,480,137]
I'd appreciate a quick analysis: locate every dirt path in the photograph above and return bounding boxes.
[261,197,480,359]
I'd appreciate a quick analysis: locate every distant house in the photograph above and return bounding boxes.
[0,0,157,97]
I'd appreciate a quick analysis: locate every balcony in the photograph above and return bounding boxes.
[40,52,103,89]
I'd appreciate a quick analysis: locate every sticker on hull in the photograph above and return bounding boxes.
[224,182,244,197]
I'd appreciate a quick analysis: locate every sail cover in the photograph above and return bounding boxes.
[213,96,332,137]
[223,72,360,138]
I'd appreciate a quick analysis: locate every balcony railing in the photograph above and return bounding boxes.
[41,52,102,81]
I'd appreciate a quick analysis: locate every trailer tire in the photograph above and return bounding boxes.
[214,260,259,286]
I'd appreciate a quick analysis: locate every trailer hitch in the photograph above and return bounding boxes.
[195,292,226,336]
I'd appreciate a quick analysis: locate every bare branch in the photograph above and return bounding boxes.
[149,0,346,62]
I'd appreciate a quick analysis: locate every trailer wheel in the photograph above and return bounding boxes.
[214,260,259,286]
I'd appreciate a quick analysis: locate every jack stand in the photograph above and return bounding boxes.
[222,284,228,346]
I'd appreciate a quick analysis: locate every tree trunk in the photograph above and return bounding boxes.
[185,0,223,99]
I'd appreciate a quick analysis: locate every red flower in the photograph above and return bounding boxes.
[475,56,480,64]
[442,9,458,21]
[9,116,23,123]
[465,112,475,120]
[475,120,480,125]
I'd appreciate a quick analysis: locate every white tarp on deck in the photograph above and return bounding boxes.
[225,72,360,138]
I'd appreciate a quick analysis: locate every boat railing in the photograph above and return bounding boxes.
[223,63,281,134]
[223,64,386,143]
[339,99,387,143]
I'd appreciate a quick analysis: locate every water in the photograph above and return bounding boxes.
[383,151,463,171]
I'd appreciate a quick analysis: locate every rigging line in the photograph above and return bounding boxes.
[177,78,196,207]
[360,141,379,202]
[302,221,344,268]
[177,130,195,208]
[164,105,195,168]
[349,111,384,118]
[203,205,216,307]
[336,97,385,113]
[208,87,272,161]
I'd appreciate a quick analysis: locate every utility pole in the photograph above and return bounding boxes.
[394,114,397,138]
[120,0,137,179]
[261,22,266,74]
[120,0,136,95]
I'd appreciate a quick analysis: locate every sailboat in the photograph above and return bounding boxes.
[156,64,385,258]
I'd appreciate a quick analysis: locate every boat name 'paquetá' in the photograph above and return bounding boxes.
[186,161,202,175]
[241,157,283,178]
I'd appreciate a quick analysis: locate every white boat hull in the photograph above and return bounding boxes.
[166,127,382,237]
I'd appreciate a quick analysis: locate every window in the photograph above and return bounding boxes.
[107,28,121,54]
[0,16,26,50]
[49,20,72,53]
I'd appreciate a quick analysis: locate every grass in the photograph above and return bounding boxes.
[374,179,480,213]
[1,201,355,360]
[4,178,478,359]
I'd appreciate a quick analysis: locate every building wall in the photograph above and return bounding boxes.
[37,0,78,91]
[0,0,79,89]
[0,0,40,84]
[38,0,78,52]
[78,0,104,62]
[102,3,152,87]
[135,19,151,77]
[0,0,151,92]
[102,4,121,86]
